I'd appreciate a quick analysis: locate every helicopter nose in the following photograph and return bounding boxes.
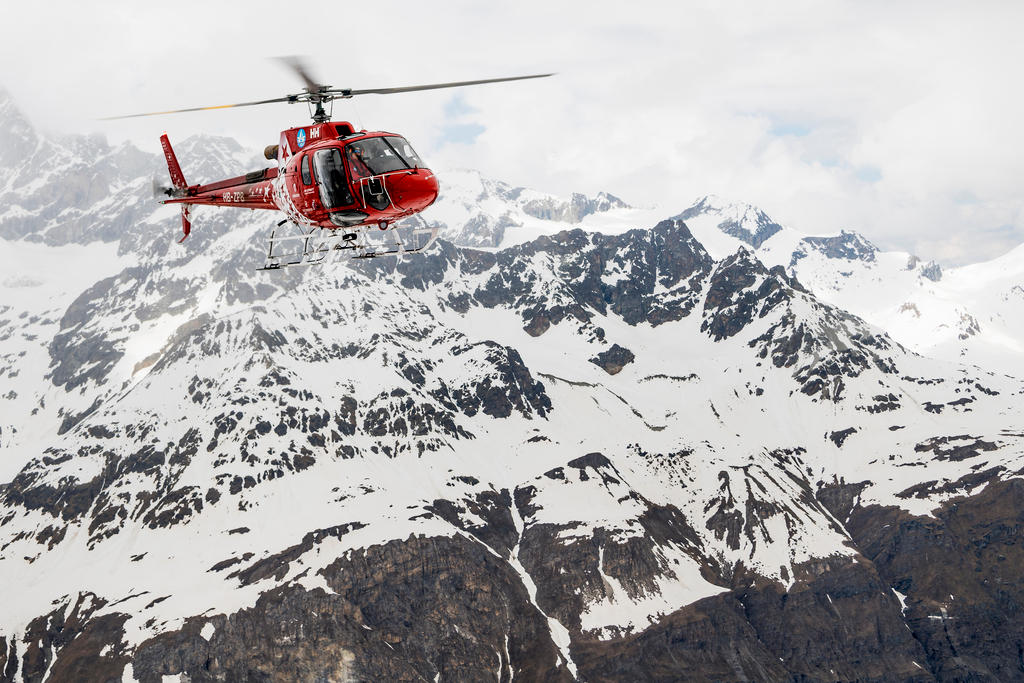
[388,170,439,211]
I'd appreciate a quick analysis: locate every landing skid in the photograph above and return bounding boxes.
[258,220,440,271]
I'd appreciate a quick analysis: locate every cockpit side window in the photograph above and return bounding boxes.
[300,154,312,185]
[312,148,354,209]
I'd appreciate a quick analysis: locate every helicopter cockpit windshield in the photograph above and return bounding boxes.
[345,137,425,180]
[312,148,354,209]
[385,136,425,168]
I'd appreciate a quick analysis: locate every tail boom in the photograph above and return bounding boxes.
[158,134,279,242]
[162,168,279,211]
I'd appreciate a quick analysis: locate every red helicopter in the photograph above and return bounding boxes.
[107,59,551,269]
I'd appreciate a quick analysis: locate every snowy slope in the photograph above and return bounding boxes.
[2,217,1021,670]
[675,195,1024,378]
[419,167,652,250]
[0,90,1023,681]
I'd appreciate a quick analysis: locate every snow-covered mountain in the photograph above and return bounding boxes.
[672,195,1024,379]
[425,180,1024,380]
[2,89,1024,681]
[417,168,631,249]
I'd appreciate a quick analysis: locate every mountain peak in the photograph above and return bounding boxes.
[799,230,878,263]
[0,88,37,165]
[0,87,32,126]
[676,195,783,249]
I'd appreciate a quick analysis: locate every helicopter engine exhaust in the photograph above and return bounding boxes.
[264,145,279,160]
[151,177,177,199]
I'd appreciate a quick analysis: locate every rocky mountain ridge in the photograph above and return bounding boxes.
[667,194,1024,378]
[1,90,1023,681]
[416,168,630,248]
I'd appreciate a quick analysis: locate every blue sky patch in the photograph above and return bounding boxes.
[439,122,486,146]
[953,190,980,205]
[440,94,485,145]
[855,165,882,182]
[768,121,812,137]
[444,94,477,118]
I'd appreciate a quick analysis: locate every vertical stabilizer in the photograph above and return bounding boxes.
[160,133,188,191]
[160,134,192,241]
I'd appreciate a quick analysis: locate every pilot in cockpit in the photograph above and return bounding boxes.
[347,146,373,180]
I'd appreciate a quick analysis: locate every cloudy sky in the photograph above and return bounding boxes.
[2,0,1021,264]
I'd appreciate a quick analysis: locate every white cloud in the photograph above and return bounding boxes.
[1,0,1021,264]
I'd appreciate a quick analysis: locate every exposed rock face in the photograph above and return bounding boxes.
[522,192,629,224]
[701,250,792,341]
[798,230,878,262]
[425,169,630,248]
[822,477,1024,682]
[445,211,519,248]
[672,194,1024,380]
[0,593,128,683]
[590,344,635,375]
[130,536,571,682]
[677,195,784,248]
[573,556,933,683]
[920,260,943,282]
[735,557,932,682]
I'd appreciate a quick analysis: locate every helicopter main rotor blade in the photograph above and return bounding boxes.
[100,95,297,120]
[275,55,325,92]
[100,72,554,120]
[338,73,554,97]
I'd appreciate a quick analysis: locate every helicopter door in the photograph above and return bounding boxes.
[312,148,369,227]
[312,148,354,210]
[299,154,318,208]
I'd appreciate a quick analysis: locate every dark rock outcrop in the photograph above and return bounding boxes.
[590,344,635,375]
[799,231,878,263]
[820,476,1024,681]
[132,535,571,682]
